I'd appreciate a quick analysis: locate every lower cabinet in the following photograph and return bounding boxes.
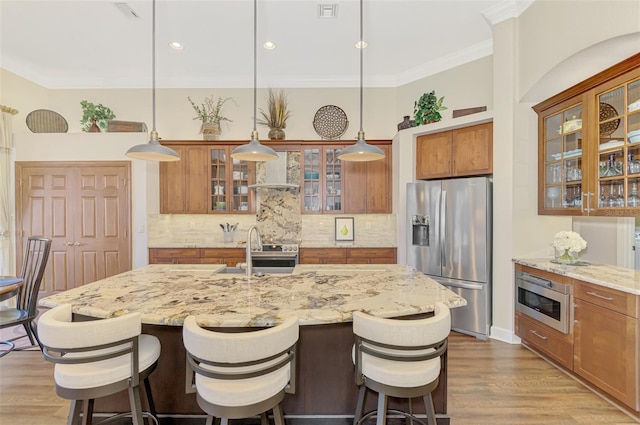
[299,247,397,265]
[573,280,639,410]
[148,248,244,267]
[515,265,640,412]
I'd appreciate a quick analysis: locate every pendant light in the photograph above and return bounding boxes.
[338,0,384,162]
[126,0,180,162]
[231,0,278,162]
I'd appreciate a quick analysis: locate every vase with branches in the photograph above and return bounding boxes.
[257,88,291,140]
[188,95,235,140]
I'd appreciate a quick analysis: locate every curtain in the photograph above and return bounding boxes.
[0,110,14,276]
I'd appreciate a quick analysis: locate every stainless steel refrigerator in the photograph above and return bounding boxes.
[406,177,492,339]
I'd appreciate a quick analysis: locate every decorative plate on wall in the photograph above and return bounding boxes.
[25,109,68,133]
[313,105,348,140]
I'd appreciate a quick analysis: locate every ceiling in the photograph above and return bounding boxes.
[0,0,533,90]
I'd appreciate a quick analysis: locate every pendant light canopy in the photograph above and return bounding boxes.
[231,0,278,162]
[126,0,180,162]
[338,0,384,162]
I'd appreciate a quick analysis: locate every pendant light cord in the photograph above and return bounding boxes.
[253,0,257,134]
[151,0,157,135]
[359,0,363,134]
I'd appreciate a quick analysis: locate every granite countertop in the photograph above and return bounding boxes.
[513,258,640,295]
[39,264,466,327]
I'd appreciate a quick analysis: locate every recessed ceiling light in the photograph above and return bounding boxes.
[169,42,184,50]
[355,40,368,49]
[263,41,276,50]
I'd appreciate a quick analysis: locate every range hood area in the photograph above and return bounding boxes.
[249,151,299,189]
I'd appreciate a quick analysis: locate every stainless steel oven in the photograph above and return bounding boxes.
[515,270,571,334]
[251,243,299,268]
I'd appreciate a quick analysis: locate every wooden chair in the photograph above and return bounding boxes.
[0,237,51,356]
[38,303,160,425]
[183,316,299,425]
[352,302,451,425]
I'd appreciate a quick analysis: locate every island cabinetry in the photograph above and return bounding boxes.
[415,122,492,180]
[573,280,639,410]
[148,248,244,266]
[533,53,640,216]
[299,248,397,264]
[160,145,209,214]
[343,144,392,213]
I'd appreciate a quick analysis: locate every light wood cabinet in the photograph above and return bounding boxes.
[200,248,246,267]
[299,247,396,264]
[515,312,574,370]
[343,145,392,213]
[301,145,344,214]
[416,122,492,180]
[573,280,639,410]
[534,53,640,216]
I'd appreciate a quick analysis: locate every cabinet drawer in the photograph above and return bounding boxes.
[516,312,573,370]
[299,248,346,263]
[150,248,200,258]
[346,248,396,259]
[575,280,638,318]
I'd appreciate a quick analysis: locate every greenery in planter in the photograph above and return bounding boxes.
[188,95,235,133]
[257,88,291,130]
[80,100,116,132]
[412,91,447,126]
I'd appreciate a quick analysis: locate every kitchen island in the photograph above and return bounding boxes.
[39,264,466,422]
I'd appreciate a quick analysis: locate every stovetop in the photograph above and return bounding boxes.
[254,243,299,253]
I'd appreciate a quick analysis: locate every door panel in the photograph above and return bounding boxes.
[406,181,442,277]
[16,162,131,297]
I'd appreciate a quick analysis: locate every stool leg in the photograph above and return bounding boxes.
[423,394,436,425]
[128,386,144,425]
[205,415,214,425]
[408,398,414,425]
[353,385,366,425]
[80,399,94,425]
[273,404,285,425]
[376,392,387,425]
[260,412,269,425]
[143,377,157,425]
[67,400,82,425]
[221,418,229,425]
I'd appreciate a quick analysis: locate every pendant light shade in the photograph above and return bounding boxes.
[126,0,180,162]
[231,0,277,162]
[338,0,384,163]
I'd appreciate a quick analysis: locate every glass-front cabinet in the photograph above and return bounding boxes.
[210,147,255,214]
[535,55,640,216]
[301,146,343,213]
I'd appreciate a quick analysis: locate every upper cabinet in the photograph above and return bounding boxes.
[160,140,392,215]
[160,142,255,214]
[534,53,640,216]
[415,122,493,180]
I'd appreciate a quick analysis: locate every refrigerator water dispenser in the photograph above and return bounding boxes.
[411,215,429,246]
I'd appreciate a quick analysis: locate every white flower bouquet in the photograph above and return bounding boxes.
[552,231,587,253]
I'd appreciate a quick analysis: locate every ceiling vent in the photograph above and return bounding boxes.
[114,2,140,18]
[317,4,338,18]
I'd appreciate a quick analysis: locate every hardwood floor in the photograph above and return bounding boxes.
[1,332,638,425]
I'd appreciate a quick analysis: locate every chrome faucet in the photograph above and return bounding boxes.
[245,225,262,277]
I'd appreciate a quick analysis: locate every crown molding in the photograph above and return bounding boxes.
[481,0,534,26]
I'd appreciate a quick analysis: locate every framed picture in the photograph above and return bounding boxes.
[335,217,354,241]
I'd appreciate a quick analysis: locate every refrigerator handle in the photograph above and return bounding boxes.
[440,189,447,266]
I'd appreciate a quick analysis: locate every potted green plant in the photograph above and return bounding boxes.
[188,95,235,140]
[412,91,447,126]
[257,88,291,140]
[80,101,116,132]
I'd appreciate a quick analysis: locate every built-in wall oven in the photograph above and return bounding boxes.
[515,270,571,334]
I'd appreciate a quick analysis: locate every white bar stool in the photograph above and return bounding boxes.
[38,304,161,425]
[352,302,451,425]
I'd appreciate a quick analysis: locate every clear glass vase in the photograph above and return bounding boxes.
[555,248,578,264]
